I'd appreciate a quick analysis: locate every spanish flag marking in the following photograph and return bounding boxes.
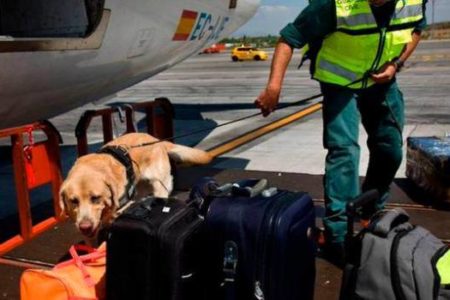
[172,10,198,41]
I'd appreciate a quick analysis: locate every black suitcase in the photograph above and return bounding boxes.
[192,178,317,300]
[106,197,204,300]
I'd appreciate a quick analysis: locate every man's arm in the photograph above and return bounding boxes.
[372,0,426,84]
[398,30,422,63]
[371,31,422,84]
[255,39,293,117]
[254,0,335,117]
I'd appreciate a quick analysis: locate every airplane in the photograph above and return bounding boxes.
[0,0,259,130]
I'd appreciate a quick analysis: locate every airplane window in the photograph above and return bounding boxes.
[0,0,104,38]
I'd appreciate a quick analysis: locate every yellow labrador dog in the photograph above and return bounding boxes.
[59,132,212,244]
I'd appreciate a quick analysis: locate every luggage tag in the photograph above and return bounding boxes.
[23,128,36,187]
[24,145,37,187]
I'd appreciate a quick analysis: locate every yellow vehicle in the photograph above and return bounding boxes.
[231,47,269,61]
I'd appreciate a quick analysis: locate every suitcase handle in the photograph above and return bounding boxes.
[188,177,222,214]
[345,190,379,255]
[231,179,268,198]
[346,189,380,219]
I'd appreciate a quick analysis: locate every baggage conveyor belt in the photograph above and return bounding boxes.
[1,167,449,300]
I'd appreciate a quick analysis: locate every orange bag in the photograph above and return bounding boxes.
[20,243,106,300]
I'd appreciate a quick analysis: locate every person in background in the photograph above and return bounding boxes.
[255,0,427,266]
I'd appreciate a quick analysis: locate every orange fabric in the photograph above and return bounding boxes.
[360,219,371,229]
[317,230,326,247]
[20,243,106,300]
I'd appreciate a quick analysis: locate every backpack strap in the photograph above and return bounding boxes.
[370,208,410,237]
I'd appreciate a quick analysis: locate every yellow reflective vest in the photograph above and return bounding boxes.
[313,0,424,89]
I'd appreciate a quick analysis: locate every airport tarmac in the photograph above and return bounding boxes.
[3,40,449,218]
[50,39,450,178]
[0,40,449,300]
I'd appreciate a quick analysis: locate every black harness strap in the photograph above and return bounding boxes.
[97,146,136,205]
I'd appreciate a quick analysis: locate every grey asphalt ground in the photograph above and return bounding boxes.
[49,39,450,178]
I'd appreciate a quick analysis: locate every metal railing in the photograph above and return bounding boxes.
[0,121,64,255]
[75,98,174,156]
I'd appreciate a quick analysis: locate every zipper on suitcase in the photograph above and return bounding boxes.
[255,192,298,299]
[158,206,204,293]
[172,216,204,297]
[254,192,284,292]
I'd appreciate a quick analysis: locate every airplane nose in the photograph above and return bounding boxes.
[79,220,94,236]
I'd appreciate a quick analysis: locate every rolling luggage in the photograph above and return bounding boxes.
[192,178,316,300]
[340,191,450,300]
[106,196,204,300]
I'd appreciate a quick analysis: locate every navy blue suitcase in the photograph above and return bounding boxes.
[192,178,316,300]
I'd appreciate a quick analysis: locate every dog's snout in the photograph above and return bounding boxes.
[79,220,94,235]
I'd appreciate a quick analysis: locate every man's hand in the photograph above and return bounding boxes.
[371,62,397,84]
[255,87,280,117]
[254,38,293,117]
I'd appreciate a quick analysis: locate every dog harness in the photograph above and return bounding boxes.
[97,146,136,206]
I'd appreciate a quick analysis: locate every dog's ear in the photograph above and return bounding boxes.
[59,187,68,217]
[103,178,124,209]
[104,182,116,208]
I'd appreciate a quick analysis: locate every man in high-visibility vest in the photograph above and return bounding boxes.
[255,0,427,266]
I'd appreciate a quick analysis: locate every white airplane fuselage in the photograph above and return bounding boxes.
[0,0,259,129]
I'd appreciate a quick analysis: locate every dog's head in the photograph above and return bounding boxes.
[59,168,121,241]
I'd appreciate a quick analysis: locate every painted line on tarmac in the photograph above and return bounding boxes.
[208,102,323,157]
[411,53,450,62]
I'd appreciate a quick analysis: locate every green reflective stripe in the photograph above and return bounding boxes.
[318,59,359,82]
[437,250,450,285]
[394,4,423,20]
[337,13,376,28]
